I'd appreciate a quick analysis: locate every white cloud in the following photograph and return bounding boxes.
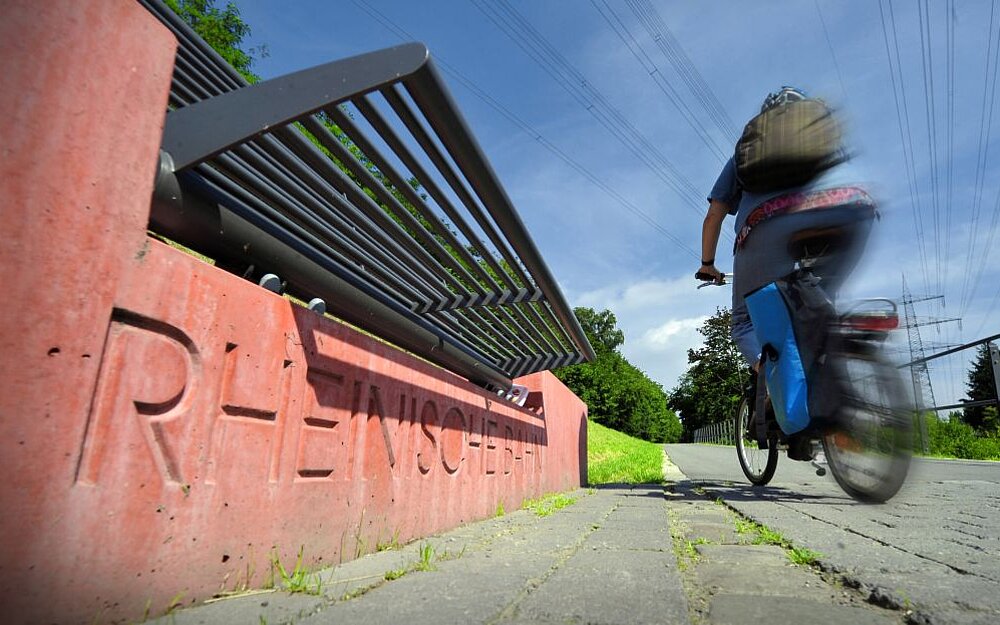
[642,316,708,350]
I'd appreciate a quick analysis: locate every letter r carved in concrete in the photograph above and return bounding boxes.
[77,309,200,487]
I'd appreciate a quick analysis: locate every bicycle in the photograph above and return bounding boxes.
[696,230,912,503]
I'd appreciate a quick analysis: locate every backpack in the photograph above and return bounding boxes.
[735,99,843,193]
[744,270,844,437]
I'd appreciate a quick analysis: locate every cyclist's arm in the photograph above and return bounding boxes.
[699,199,729,279]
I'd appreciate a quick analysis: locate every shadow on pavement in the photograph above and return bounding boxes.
[674,479,861,505]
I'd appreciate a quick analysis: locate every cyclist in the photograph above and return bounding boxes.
[699,87,877,366]
[698,87,878,457]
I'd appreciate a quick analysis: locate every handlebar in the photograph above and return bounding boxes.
[695,270,730,288]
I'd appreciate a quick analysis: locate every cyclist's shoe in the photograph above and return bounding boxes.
[786,433,814,461]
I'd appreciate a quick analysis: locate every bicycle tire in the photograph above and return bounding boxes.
[735,397,778,485]
[822,352,912,503]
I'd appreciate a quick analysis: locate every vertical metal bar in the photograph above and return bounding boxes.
[989,342,1000,407]
[403,61,596,362]
[909,366,929,454]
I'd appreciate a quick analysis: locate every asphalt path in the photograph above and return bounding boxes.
[664,443,1000,625]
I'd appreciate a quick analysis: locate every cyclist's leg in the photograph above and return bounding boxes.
[730,294,761,369]
[734,205,875,304]
[734,205,876,453]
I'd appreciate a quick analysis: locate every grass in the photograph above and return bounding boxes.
[587,420,664,484]
[788,546,823,565]
[272,546,323,595]
[415,543,436,572]
[382,542,440,582]
[732,511,825,566]
[375,529,402,552]
[522,492,577,517]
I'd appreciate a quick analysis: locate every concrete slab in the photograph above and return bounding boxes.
[514,549,690,625]
[695,544,789,566]
[695,562,834,600]
[709,594,899,625]
[584,527,673,552]
[682,522,741,544]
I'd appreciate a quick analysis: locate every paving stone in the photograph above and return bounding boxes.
[695,544,789,566]
[695,562,834,600]
[709,594,899,625]
[515,548,689,625]
[584,526,672,551]
[682,522,740,544]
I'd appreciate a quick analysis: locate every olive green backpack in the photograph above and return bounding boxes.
[734,99,844,193]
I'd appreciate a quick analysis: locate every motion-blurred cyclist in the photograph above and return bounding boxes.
[697,86,878,460]
[699,86,877,370]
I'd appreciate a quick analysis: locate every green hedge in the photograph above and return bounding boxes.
[922,412,1000,461]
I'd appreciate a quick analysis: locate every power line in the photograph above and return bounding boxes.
[589,0,730,162]
[474,0,700,201]
[944,0,956,299]
[625,0,740,141]
[814,0,849,101]
[960,0,1000,316]
[349,0,702,261]
[917,0,943,298]
[471,0,731,241]
[878,0,933,296]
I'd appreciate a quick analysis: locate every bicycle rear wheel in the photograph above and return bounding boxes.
[822,353,912,503]
[735,397,778,485]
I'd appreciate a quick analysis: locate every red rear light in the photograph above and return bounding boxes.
[845,313,899,332]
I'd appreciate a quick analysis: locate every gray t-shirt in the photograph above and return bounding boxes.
[708,157,865,234]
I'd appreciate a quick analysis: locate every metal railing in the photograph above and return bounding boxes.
[690,332,999,448]
[140,0,594,391]
[898,333,1000,412]
[898,333,1000,452]
[692,419,736,445]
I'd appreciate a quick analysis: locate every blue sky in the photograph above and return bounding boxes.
[235,0,999,407]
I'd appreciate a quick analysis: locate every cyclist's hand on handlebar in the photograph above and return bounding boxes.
[695,263,724,285]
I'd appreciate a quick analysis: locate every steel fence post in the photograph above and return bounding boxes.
[990,342,1000,410]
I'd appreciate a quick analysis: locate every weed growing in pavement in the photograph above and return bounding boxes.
[787,547,823,566]
[495,501,505,517]
[383,567,407,581]
[379,542,445,583]
[376,529,402,552]
[415,543,436,572]
[523,492,577,517]
[272,546,323,595]
[713,499,827,567]
[753,525,787,547]
[667,509,699,572]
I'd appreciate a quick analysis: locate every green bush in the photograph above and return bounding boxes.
[923,412,1000,461]
[555,308,682,444]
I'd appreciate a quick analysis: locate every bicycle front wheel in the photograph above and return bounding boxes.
[735,397,778,485]
[822,353,912,503]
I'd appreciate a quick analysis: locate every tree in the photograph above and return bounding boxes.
[164,0,266,83]
[573,307,625,355]
[554,308,681,443]
[667,308,751,441]
[963,343,999,432]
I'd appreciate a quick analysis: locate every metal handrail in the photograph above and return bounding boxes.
[140,0,594,391]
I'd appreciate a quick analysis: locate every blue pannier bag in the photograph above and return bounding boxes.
[744,270,840,435]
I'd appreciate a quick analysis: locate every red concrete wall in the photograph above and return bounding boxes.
[0,2,587,624]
